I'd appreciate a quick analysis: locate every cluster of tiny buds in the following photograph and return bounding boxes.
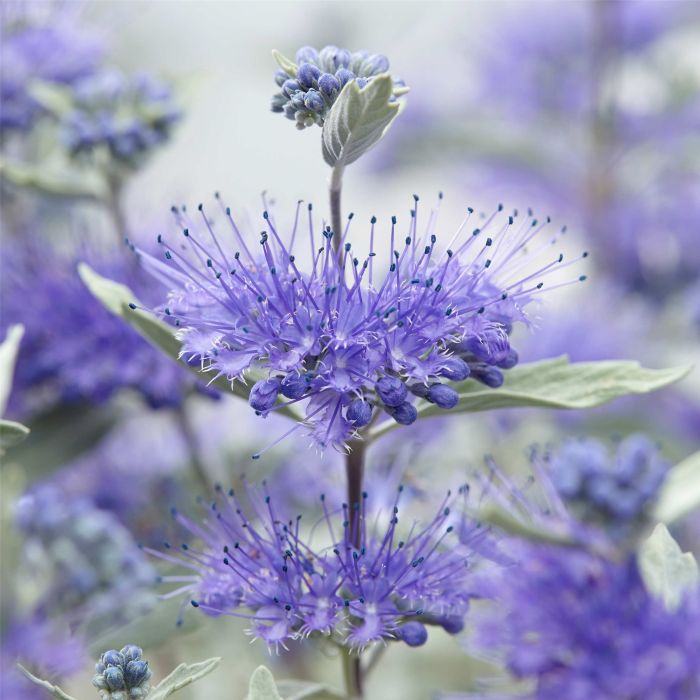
[92,645,152,699]
[271,45,404,129]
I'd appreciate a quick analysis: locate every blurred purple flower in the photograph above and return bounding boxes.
[0,1,104,134]
[0,235,209,420]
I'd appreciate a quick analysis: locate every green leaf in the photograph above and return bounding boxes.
[0,419,30,449]
[478,503,576,547]
[149,657,221,700]
[653,450,700,525]
[322,74,403,168]
[272,49,298,77]
[16,665,77,700]
[370,356,691,440]
[276,679,347,700]
[0,157,108,200]
[27,80,74,116]
[638,523,699,611]
[247,666,283,700]
[0,324,23,416]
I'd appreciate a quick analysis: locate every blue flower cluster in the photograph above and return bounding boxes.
[549,435,669,532]
[0,235,203,419]
[136,197,585,453]
[15,485,157,623]
[93,645,152,700]
[271,45,404,129]
[62,70,181,166]
[150,484,482,651]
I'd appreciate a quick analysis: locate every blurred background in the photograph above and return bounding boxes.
[1,1,699,698]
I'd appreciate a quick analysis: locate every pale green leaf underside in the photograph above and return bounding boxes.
[149,657,221,700]
[638,523,699,611]
[247,666,284,700]
[654,450,700,524]
[272,49,298,78]
[370,356,691,440]
[276,679,345,700]
[0,323,24,415]
[0,419,30,448]
[16,665,77,700]
[322,74,402,167]
[79,264,301,421]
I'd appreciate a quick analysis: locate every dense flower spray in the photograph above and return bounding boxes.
[134,196,586,454]
[0,235,206,419]
[149,482,491,650]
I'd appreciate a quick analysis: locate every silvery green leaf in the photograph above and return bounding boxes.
[247,666,283,700]
[27,80,74,117]
[653,450,700,524]
[0,419,30,449]
[638,523,699,611]
[79,264,300,421]
[272,49,298,77]
[16,665,77,700]
[0,157,108,200]
[149,657,221,700]
[0,324,23,416]
[477,503,575,547]
[276,679,346,699]
[322,74,403,167]
[370,356,691,440]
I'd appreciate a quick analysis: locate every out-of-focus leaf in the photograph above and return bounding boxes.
[477,503,575,547]
[276,679,346,699]
[0,419,30,449]
[322,74,403,167]
[0,324,23,415]
[149,657,221,700]
[638,523,699,611]
[272,49,298,77]
[247,666,283,700]
[0,157,107,200]
[370,356,692,440]
[27,80,74,117]
[654,451,700,524]
[16,665,77,700]
[79,264,301,421]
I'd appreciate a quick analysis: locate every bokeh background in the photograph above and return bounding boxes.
[1,1,699,698]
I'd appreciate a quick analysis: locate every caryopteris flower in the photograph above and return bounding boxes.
[61,69,181,166]
[15,485,157,624]
[464,548,700,700]
[0,235,204,419]
[271,45,405,129]
[135,195,586,454]
[149,483,485,651]
[547,434,669,536]
[93,645,152,700]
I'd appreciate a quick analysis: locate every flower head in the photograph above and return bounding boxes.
[93,645,152,700]
[0,235,207,419]
[0,2,103,134]
[150,482,486,651]
[271,45,405,129]
[61,69,181,167]
[15,484,157,624]
[135,196,585,454]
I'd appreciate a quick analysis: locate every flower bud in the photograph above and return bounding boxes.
[318,73,340,97]
[303,89,325,113]
[297,62,321,88]
[375,376,407,407]
[249,377,281,412]
[439,357,471,381]
[388,401,418,425]
[347,399,373,427]
[397,621,428,647]
[280,372,309,400]
[426,383,459,409]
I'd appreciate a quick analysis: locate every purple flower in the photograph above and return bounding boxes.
[1,614,85,700]
[135,196,585,453]
[150,482,486,651]
[0,235,207,420]
[0,2,104,133]
[61,69,181,166]
[465,548,700,700]
[93,645,152,699]
[15,484,157,624]
[271,45,405,129]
